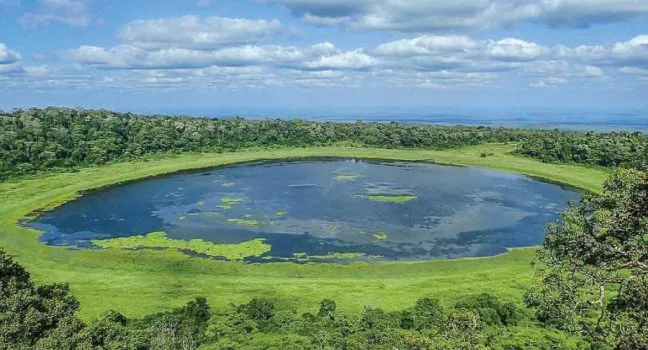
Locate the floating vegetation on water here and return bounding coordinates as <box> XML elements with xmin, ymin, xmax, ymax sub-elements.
<box><xmin>280</xmin><ymin>252</ymin><xmax>370</xmax><ymax>262</ymax></box>
<box><xmin>217</xmin><ymin>196</ymin><xmax>243</xmax><ymax>210</ymax></box>
<box><xmin>243</xmin><ymin>214</ymin><xmax>252</xmax><ymax>218</ymax></box>
<box><xmin>92</xmin><ymin>232</ymin><xmax>270</xmax><ymax>260</ymax></box>
<box><xmin>312</xmin><ymin>252</ymin><xmax>366</xmax><ymax>260</ymax></box>
<box><xmin>372</xmin><ymin>232</ymin><xmax>388</xmax><ymax>241</ymax></box>
<box><xmin>197</xmin><ymin>200</ymin><xmax>205</xmax><ymax>206</ymax></box>
<box><xmin>354</xmin><ymin>194</ymin><xmax>417</xmax><ymax>203</ymax></box>
<box><xmin>227</xmin><ymin>218</ymin><xmax>259</xmax><ymax>228</ymax></box>
<box><xmin>292</xmin><ymin>252</ymin><xmax>365</xmax><ymax>260</ymax></box>
<box><xmin>222</xmin><ymin>182</ymin><xmax>235</xmax><ymax>187</ymax></box>
<box><xmin>276</xmin><ymin>211</ymin><xmax>287</xmax><ymax>216</ymax></box>
<box><xmin>335</xmin><ymin>174</ymin><xmax>361</xmax><ymax>181</ymax></box>
<box><xmin>178</xmin><ymin>216</ymin><xmax>187</xmax><ymax>221</ymax></box>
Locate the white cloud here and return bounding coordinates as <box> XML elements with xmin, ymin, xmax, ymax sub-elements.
<box><xmin>62</xmin><ymin>44</ymin><xmax>306</xmax><ymax>69</ymax></box>
<box><xmin>374</xmin><ymin>35</ymin><xmax>477</xmax><ymax>56</ymax></box>
<box><xmin>530</xmin><ymin>76</ymin><xmax>568</xmax><ymax>88</ymax></box>
<box><xmin>266</xmin><ymin>0</ymin><xmax>648</xmax><ymax>33</ymax></box>
<box><xmin>119</xmin><ymin>16</ymin><xmax>282</xmax><ymax>50</ymax></box>
<box><xmin>620</xmin><ymin>66</ymin><xmax>648</xmax><ymax>82</ymax></box>
<box><xmin>0</xmin><ymin>42</ymin><xmax>23</xmax><ymax>78</ymax></box>
<box><xmin>557</xmin><ymin>35</ymin><xmax>648</xmax><ymax>69</ymax></box>
<box><xmin>311</xmin><ymin>42</ymin><xmax>338</xmax><ymax>55</ymax></box>
<box><xmin>35</xmin><ymin>5</ymin><xmax>644</xmax><ymax>95</ymax></box>
<box><xmin>487</xmin><ymin>38</ymin><xmax>549</xmax><ymax>62</ymax></box>
<box><xmin>373</xmin><ymin>35</ymin><xmax>550</xmax><ymax>73</ymax></box>
<box><xmin>0</xmin><ymin>42</ymin><xmax>21</xmax><ymax>64</ymax></box>
<box><xmin>1</xmin><ymin>63</ymin><xmax>96</xmax><ymax>90</ymax></box>
<box><xmin>521</xmin><ymin>60</ymin><xmax>604</xmax><ymax>79</ymax></box>
<box><xmin>20</xmin><ymin>0</ymin><xmax>91</xmax><ymax>28</ymax></box>
<box><xmin>305</xmin><ymin>50</ymin><xmax>377</xmax><ymax>70</ymax></box>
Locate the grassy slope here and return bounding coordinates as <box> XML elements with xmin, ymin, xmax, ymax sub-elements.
<box><xmin>0</xmin><ymin>144</ymin><xmax>608</xmax><ymax>320</ymax></box>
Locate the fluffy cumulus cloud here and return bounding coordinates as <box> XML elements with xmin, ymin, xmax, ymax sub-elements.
<box><xmin>373</xmin><ymin>35</ymin><xmax>552</xmax><ymax>73</ymax></box>
<box><xmin>0</xmin><ymin>43</ymin><xmax>21</xmax><ymax>64</ymax></box>
<box><xmin>119</xmin><ymin>16</ymin><xmax>282</xmax><ymax>50</ymax></box>
<box><xmin>20</xmin><ymin>0</ymin><xmax>92</xmax><ymax>28</ymax></box>
<box><xmin>0</xmin><ymin>41</ymin><xmax>97</xmax><ymax>89</ymax></box>
<box><xmin>0</xmin><ymin>42</ymin><xmax>22</xmax><ymax>76</ymax></box>
<box><xmin>62</xmin><ymin>44</ymin><xmax>306</xmax><ymax>69</ymax></box>
<box><xmin>487</xmin><ymin>38</ymin><xmax>549</xmax><ymax>62</ymax></box>
<box><xmin>555</xmin><ymin>35</ymin><xmax>648</xmax><ymax>82</ymax></box>
<box><xmin>265</xmin><ymin>0</ymin><xmax>648</xmax><ymax>32</ymax></box>
<box><xmin>0</xmin><ymin>11</ymin><xmax>629</xmax><ymax>91</ymax></box>
<box><xmin>56</xmin><ymin>19</ymin><xmax>648</xmax><ymax>91</ymax></box>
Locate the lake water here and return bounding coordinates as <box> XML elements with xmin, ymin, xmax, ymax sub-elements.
<box><xmin>29</xmin><ymin>160</ymin><xmax>581</xmax><ymax>262</ymax></box>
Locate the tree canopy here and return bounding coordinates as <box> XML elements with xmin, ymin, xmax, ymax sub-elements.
<box><xmin>526</xmin><ymin>168</ymin><xmax>648</xmax><ymax>349</ymax></box>
<box><xmin>0</xmin><ymin>249</ymin><xmax>590</xmax><ymax>349</ymax></box>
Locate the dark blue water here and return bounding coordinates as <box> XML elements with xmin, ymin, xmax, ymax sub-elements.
<box><xmin>29</xmin><ymin>160</ymin><xmax>580</xmax><ymax>261</ymax></box>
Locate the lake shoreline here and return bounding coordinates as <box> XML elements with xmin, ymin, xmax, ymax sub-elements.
<box><xmin>0</xmin><ymin>144</ymin><xmax>608</xmax><ymax>319</ymax></box>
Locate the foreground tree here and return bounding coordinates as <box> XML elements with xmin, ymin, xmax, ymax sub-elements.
<box><xmin>526</xmin><ymin>168</ymin><xmax>648</xmax><ymax>349</ymax></box>
<box><xmin>0</xmin><ymin>250</ymin><xmax>84</xmax><ymax>349</ymax></box>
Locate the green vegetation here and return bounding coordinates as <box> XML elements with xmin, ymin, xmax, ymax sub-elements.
<box><xmin>335</xmin><ymin>174</ymin><xmax>361</xmax><ymax>181</ymax></box>
<box><xmin>516</xmin><ymin>130</ymin><xmax>646</xmax><ymax>167</ymax></box>
<box><xmin>526</xmin><ymin>169</ymin><xmax>648</xmax><ymax>348</ymax></box>
<box><xmin>217</xmin><ymin>196</ymin><xmax>243</xmax><ymax>210</ymax></box>
<box><xmin>0</xmin><ymin>143</ymin><xmax>609</xmax><ymax>321</ymax></box>
<box><xmin>372</xmin><ymin>232</ymin><xmax>389</xmax><ymax>241</ymax></box>
<box><xmin>226</xmin><ymin>218</ymin><xmax>260</xmax><ymax>228</ymax></box>
<box><xmin>3</xmin><ymin>107</ymin><xmax>646</xmax><ymax>348</ymax></box>
<box><xmin>92</xmin><ymin>232</ymin><xmax>270</xmax><ymax>261</ymax></box>
<box><xmin>356</xmin><ymin>194</ymin><xmax>418</xmax><ymax>203</ymax></box>
<box><xmin>290</xmin><ymin>252</ymin><xmax>369</xmax><ymax>261</ymax></box>
<box><xmin>222</xmin><ymin>182</ymin><xmax>236</xmax><ymax>187</ymax></box>
<box><xmin>1</xmin><ymin>251</ymin><xmax>590</xmax><ymax>348</ymax></box>
<box><xmin>0</xmin><ymin>107</ymin><xmax>577</xmax><ymax>180</ymax></box>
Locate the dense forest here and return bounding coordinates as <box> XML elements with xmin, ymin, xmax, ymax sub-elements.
<box><xmin>1</xmin><ymin>108</ymin><xmax>647</xmax><ymax>348</ymax></box>
<box><xmin>1</xmin><ymin>108</ymin><xmax>647</xmax><ymax>180</ymax></box>
<box><xmin>515</xmin><ymin>130</ymin><xmax>647</xmax><ymax>167</ymax></box>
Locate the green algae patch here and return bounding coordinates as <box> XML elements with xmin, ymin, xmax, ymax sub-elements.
<box><xmin>372</xmin><ymin>232</ymin><xmax>388</xmax><ymax>241</ymax></box>
<box><xmin>179</xmin><ymin>216</ymin><xmax>187</xmax><ymax>221</ymax></box>
<box><xmin>197</xmin><ymin>200</ymin><xmax>205</xmax><ymax>206</ymax></box>
<box><xmin>92</xmin><ymin>232</ymin><xmax>270</xmax><ymax>261</ymax></box>
<box><xmin>227</xmin><ymin>218</ymin><xmax>259</xmax><ymax>228</ymax></box>
<box><xmin>335</xmin><ymin>174</ymin><xmax>361</xmax><ymax>181</ymax></box>
<box><xmin>276</xmin><ymin>211</ymin><xmax>287</xmax><ymax>216</ymax></box>
<box><xmin>354</xmin><ymin>194</ymin><xmax>417</xmax><ymax>204</ymax></box>
<box><xmin>217</xmin><ymin>196</ymin><xmax>243</xmax><ymax>210</ymax></box>
<box><xmin>222</xmin><ymin>182</ymin><xmax>236</xmax><ymax>187</ymax></box>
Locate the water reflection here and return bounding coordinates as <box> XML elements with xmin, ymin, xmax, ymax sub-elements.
<box><xmin>29</xmin><ymin>160</ymin><xmax>580</xmax><ymax>261</ymax></box>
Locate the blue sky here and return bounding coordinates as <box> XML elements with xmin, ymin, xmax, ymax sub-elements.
<box><xmin>0</xmin><ymin>0</ymin><xmax>647</xmax><ymax>115</ymax></box>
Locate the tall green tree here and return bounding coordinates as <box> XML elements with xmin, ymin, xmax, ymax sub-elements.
<box><xmin>0</xmin><ymin>250</ymin><xmax>83</xmax><ymax>349</ymax></box>
<box><xmin>526</xmin><ymin>169</ymin><xmax>648</xmax><ymax>349</ymax></box>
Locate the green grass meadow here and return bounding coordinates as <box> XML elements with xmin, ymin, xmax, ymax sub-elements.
<box><xmin>0</xmin><ymin>144</ymin><xmax>609</xmax><ymax>320</ymax></box>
